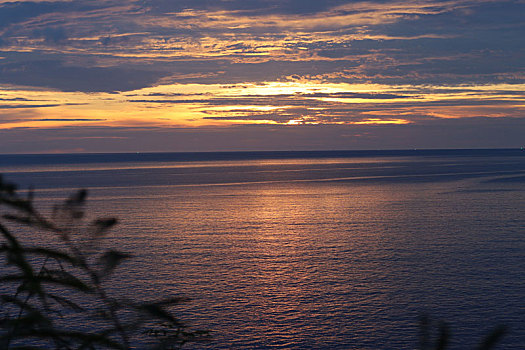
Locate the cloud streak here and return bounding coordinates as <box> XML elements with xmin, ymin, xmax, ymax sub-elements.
<box><xmin>0</xmin><ymin>0</ymin><xmax>523</xmax><ymax>151</ymax></box>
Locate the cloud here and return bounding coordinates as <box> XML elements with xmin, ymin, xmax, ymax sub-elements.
<box><xmin>0</xmin><ymin>1</ymin><xmax>63</xmax><ymax>30</ymax></box>
<box><xmin>0</xmin><ymin>0</ymin><xmax>523</xmax><ymax>152</ymax></box>
<box><xmin>0</xmin><ymin>103</ymin><xmax>64</xmax><ymax>109</ymax></box>
<box><xmin>145</xmin><ymin>0</ymin><xmax>350</xmax><ymax>16</ymax></box>
<box><xmin>300</xmin><ymin>92</ymin><xmax>410</xmax><ymax>99</ymax></box>
<box><xmin>32</xmin><ymin>26</ymin><xmax>68</xmax><ymax>44</ymax></box>
<box><xmin>31</xmin><ymin>118</ymin><xmax>107</xmax><ymax>121</ymax></box>
<box><xmin>0</xmin><ymin>0</ymin><xmax>522</xmax><ymax>92</ymax></box>
<box><xmin>0</xmin><ymin>97</ymin><xmax>35</xmax><ymax>101</ymax></box>
<box><xmin>0</xmin><ymin>60</ymin><xmax>166</xmax><ymax>92</ymax></box>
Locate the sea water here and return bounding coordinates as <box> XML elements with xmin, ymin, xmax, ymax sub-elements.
<box><xmin>1</xmin><ymin>149</ymin><xmax>524</xmax><ymax>349</ymax></box>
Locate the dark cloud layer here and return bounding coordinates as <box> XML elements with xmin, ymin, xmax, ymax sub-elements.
<box><xmin>0</xmin><ymin>0</ymin><xmax>522</xmax><ymax>91</ymax></box>
<box><xmin>0</xmin><ymin>0</ymin><xmax>523</xmax><ymax>152</ymax></box>
<box><xmin>0</xmin><ymin>59</ymin><xmax>166</xmax><ymax>92</ymax></box>
<box><xmin>145</xmin><ymin>0</ymin><xmax>350</xmax><ymax>15</ymax></box>
<box><xmin>0</xmin><ymin>1</ymin><xmax>62</xmax><ymax>30</ymax></box>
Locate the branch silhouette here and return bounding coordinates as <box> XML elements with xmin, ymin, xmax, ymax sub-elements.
<box><xmin>0</xmin><ymin>175</ymin><xmax>209</xmax><ymax>349</ymax></box>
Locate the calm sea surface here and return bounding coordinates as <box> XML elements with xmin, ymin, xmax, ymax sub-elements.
<box><xmin>1</xmin><ymin>149</ymin><xmax>524</xmax><ymax>349</ymax></box>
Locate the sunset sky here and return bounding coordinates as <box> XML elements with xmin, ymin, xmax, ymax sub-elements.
<box><xmin>0</xmin><ymin>0</ymin><xmax>523</xmax><ymax>153</ymax></box>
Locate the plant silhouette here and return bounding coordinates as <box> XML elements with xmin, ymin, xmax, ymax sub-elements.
<box><xmin>418</xmin><ymin>315</ymin><xmax>506</xmax><ymax>350</ymax></box>
<box><xmin>0</xmin><ymin>175</ymin><xmax>208</xmax><ymax>349</ymax></box>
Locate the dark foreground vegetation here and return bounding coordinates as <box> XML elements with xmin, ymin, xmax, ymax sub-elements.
<box><xmin>0</xmin><ymin>175</ymin><xmax>507</xmax><ymax>349</ymax></box>
<box><xmin>0</xmin><ymin>176</ymin><xmax>208</xmax><ymax>349</ymax></box>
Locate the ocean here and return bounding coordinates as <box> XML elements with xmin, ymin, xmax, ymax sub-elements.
<box><xmin>1</xmin><ymin>149</ymin><xmax>524</xmax><ymax>349</ymax></box>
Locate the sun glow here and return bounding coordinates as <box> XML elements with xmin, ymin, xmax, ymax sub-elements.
<box><xmin>353</xmin><ymin>118</ymin><xmax>411</xmax><ymax>125</ymax></box>
<box><xmin>1</xmin><ymin>81</ymin><xmax>523</xmax><ymax>130</ymax></box>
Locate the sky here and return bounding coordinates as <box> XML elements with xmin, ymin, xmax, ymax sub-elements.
<box><xmin>0</xmin><ymin>0</ymin><xmax>523</xmax><ymax>153</ymax></box>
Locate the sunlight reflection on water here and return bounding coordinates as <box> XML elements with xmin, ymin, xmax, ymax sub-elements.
<box><xmin>2</xmin><ymin>151</ymin><xmax>524</xmax><ymax>349</ymax></box>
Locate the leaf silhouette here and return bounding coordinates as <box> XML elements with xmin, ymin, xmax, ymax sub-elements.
<box><xmin>98</xmin><ymin>250</ymin><xmax>132</xmax><ymax>277</ymax></box>
<box><xmin>0</xmin><ymin>177</ymin><xmax>207</xmax><ymax>348</ymax></box>
<box><xmin>90</xmin><ymin>218</ymin><xmax>118</xmax><ymax>237</ymax></box>
<box><xmin>476</xmin><ymin>325</ymin><xmax>507</xmax><ymax>350</ymax></box>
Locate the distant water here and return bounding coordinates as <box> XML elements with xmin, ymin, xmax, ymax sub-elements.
<box><xmin>1</xmin><ymin>149</ymin><xmax>524</xmax><ymax>349</ymax></box>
